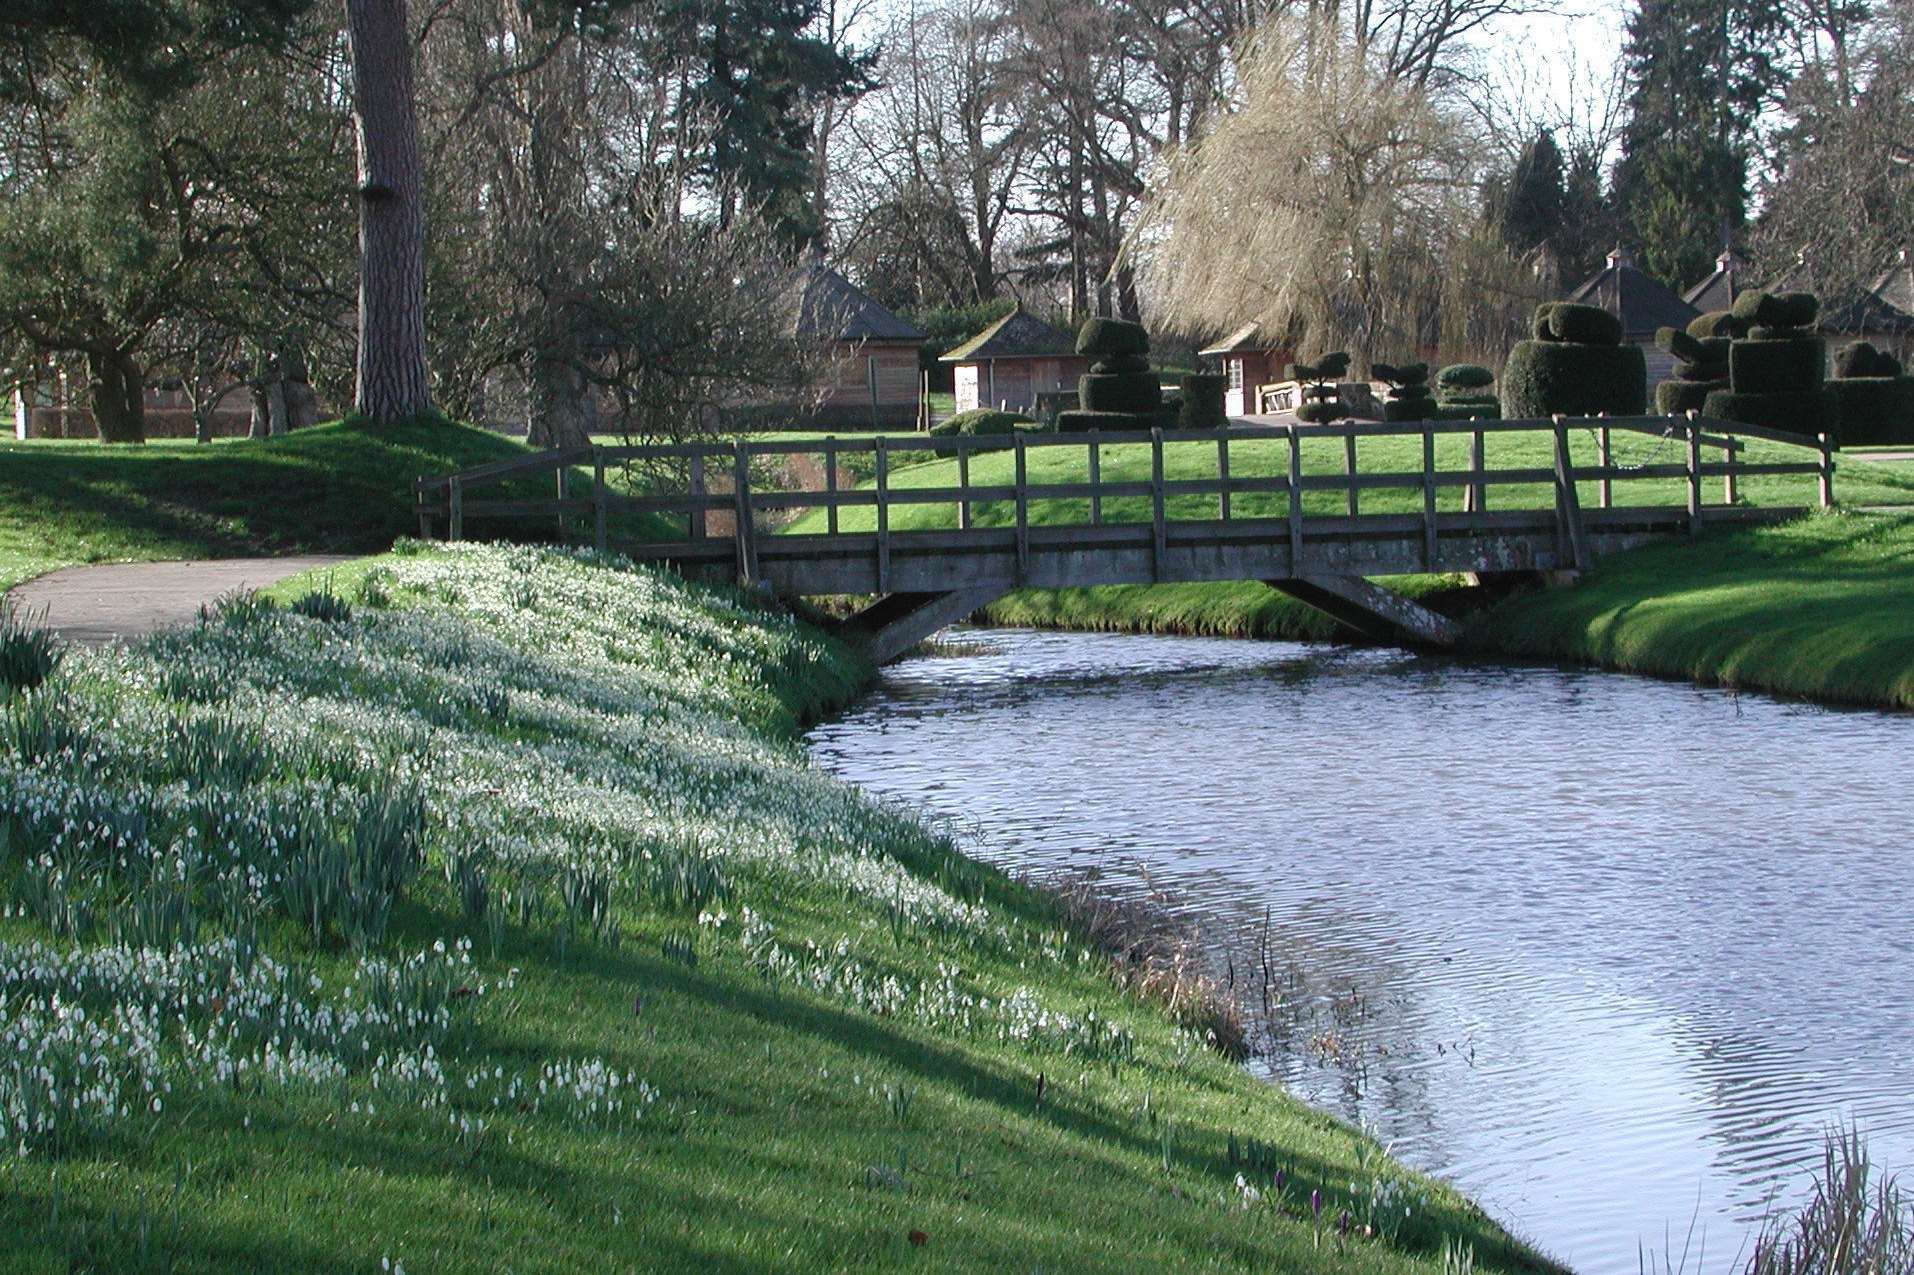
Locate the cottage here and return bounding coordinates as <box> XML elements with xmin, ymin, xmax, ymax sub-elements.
<box><xmin>1683</xmin><ymin>248</ymin><xmax>1755</xmax><ymax>315</ymax></box>
<box><xmin>1567</xmin><ymin>247</ymin><xmax>1699</xmax><ymax>384</ymax></box>
<box><xmin>791</xmin><ymin>262</ymin><xmax>927</xmax><ymax>428</ymax></box>
<box><xmin>1686</xmin><ymin>247</ymin><xmax>1914</xmax><ymax>361</ymax></box>
<box><xmin>940</xmin><ymin>307</ymin><xmax>1087</xmax><ymax>414</ymax></box>
<box><xmin>1197</xmin><ymin>324</ymin><xmax>1295</xmax><ymax>417</ymax></box>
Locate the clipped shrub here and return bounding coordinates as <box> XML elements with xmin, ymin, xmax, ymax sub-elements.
<box><xmin>1533</xmin><ymin>301</ymin><xmax>1624</xmax><ymax>347</ymax></box>
<box><xmin>929</xmin><ymin>408</ymin><xmax>1044</xmax><ymax>454</ymax></box>
<box><xmin>1733</xmin><ymin>289</ymin><xmax>1820</xmax><ymax>337</ymax></box>
<box><xmin>1730</xmin><ymin>338</ymin><xmax>1826</xmax><ymax>395</ymax></box>
<box><xmin>1654</xmin><ymin>325</ymin><xmax>1731</xmax><ymax>416</ymax></box>
<box><xmin>1089</xmin><ymin>352</ymin><xmax>1151</xmax><ymax>376</ymax></box>
<box><xmin>1373</xmin><ymin>361</ymin><xmax>1437</xmax><ymax>423</ymax></box>
<box><xmin>1703</xmin><ymin>388</ymin><xmax>1842</xmax><ymax>438</ymax></box>
<box><xmin>1080</xmin><ymin>371</ymin><xmax>1162</xmax><ymax>414</ymax></box>
<box><xmin>1436</xmin><ymin>364</ymin><xmax>1494</xmax><ymax>394</ymax></box>
<box><xmin>1707</xmin><ymin>290</ymin><xmax>1837</xmax><ymax>438</ymax></box>
<box><xmin>1835</xmin><ymin>341</ymin><xmax>1903</xmax><ymax>379</ymax></box>
<box><xmin>1073</xmin><ymin>317</ymin><xmax>1160</xmax><ymax>423</ymax></box>
<box><xmin>1056</xmin><ymin>409</ymin><xmax>1155</xmax><ymax>433</ymax></box>
<box><xmin>1288</xmin><ymin>351</ymin><xmax>1351</xmax><ymax>424</ymax></box>
<box><xmin>1074</xmin><ymin>317</ymin><xmax>1150</xmax><ymax>357</ymax></box>
<box><xmin>1177</xmin><ymin>373</ymin><xmax>1227</xmax><ymax>430</ymax></box>
<box><xmin>1688</xmin><ymin>309</ymin><xmax>1749</xmax><ymax>340</ymax></box>
<box><xmin>1830</xmin><ymin>342</ymin><xmax>1914</xmax><ymax>445</ymax></box>
<box><xmin>1503</xmin><ymin>303</ymin><xmax>1646</xmax><ymax>418</ymax></box>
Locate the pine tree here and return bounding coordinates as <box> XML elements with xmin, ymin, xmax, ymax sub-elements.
<box><xmin>1498</xmin><ymin>129</ymin><xmax>1568</xmax><ymax>256</ymax></box>
<box><xmin>1612</xmin><ymin>0</ymin><xmax>1788</xmax><ymax>287</ymax></box>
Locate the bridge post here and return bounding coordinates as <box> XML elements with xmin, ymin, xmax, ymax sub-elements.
<box><xmin>1421</xmin><ymin>426</ymin><xmax>1437</xmax><ymax>570</ymax></box>
<box><xmin>875</xmin><ymin>436</ymin><xmax>890</xmax><ymax>593</ymax></box>
<box><xmin>1150</xmin><ymin>428</ymin><xmax>1166</xmax><ymax>581</ymax></box>
<box><xmin>837</xmin><ymin>587</ymin><xmax>1010</xmax><ymax>665</ymax></box>
<box><xmin>1551</xmin><ymin>422</ymin><xmax>1589</xmax><ymax>572</ymax></box>
<box><xmin>1686</xmin><ymin>417</ymin><xmax>1703</xmax><ymax>536</ymax></box>
<box><xmin>1344</xmin><ymin>426</ymin><xmax>1359</xmax><ymax>518</ymax></box>
<box><xmin>1819</xmin><ymin>433</ymin><xmax>1834</xmax><ymax>508</ymax></box>
<box><xmin>732</xmin><ymin>445</ymin><xmax>758</xmax><ymax>584</ymax></box>
<box><xmin>1268</xmin><ymin>575</ymin><xmax>1460</xmax><ymax>648</ymax></box>
<box><xmin>1286</xmin><ymin>426</ymin><xmax>1303</xmax><ymax>570</ymax></box>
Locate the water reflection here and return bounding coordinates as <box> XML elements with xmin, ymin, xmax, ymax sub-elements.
<box><xmin>804</xmin><ymin>628</ymin><xmax>1914</xmax><ymax>1274</ymax></box>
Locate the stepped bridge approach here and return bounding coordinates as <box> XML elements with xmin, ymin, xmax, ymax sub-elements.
<box><xmin>417</xmin><ymin>416</ymin><xmax>1835</xmax><ymax>662</ymax></box>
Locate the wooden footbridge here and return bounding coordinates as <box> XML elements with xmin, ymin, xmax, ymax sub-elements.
<box><xmin>417</xmin><ymin>416</ymin><xmax>1834</xmax><ymax>662</ymax></box>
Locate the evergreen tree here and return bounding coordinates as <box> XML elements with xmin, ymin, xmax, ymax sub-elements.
<box><xmin>1498</xmin><ymin>129</ymin><xmax>1568</xmax><ymax>256</ymax></box>
<box><xmin>1612</xmin><ymin>0</ymin><xmax>1789</xmax><ymax>287</ymax></box>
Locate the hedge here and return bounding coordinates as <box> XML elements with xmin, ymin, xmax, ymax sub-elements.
<box><xmin>1080</xmin><ymin>372</ymin><xmax>1162</xmax><ymax>414</ymax></box>
<box><xmin>1436</xmin><ymin>364</ymin><xmax>1495</xmax><ymax>393</ymax></box>
<box><xmin>1501</xmin><ymin>340</ymin><xmax>1647</xmax><ymax>417</ymax></box>
<box><xmin>1702</xmin><ymin>387</ymin><xmax>1841</xmax><ymax>439</ymax></box>
<box><xmin>1729</xmin><ymin>337</ymin><xmax>1826</xmax><ymax>395</ymax></box>
<box><xmin>1056</xmin><ymin>409</ymin><xmax>1155</xmax><ymax>432</ymax></box>
<box><xmin>1830</xmin><ymin>379</ymin><xmax>1914</xmax><ymax>446</ymax></box>
<box><xmin>1075</xmin><ymin>318</ymin><xmax>1150</xmax><ymax>357</ymax></box>
<box><xmin>1177</xmin><ymin>374</ymin><xmax>1227</xmax><ymax>430</ymax></box>
<box><xmin>1535</xmin><ymin>302</ymin><xmax>1624</xmax><ymax>346</ymax></box>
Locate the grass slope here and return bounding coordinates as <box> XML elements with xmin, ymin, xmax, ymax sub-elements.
<box><xmin>0</xmin><ymin>545</ymin><xmax>1554</xmax><ymax>1274</ymax></box>
<box><xmin>1474</xmin><ymin>511</ymin><xmax>1914</xmax><ymax>709</ymax></box>
<box><xmin>0</xmin><ymin>419</ymin><xmax>533</xmax><ymax>591</ymax></box>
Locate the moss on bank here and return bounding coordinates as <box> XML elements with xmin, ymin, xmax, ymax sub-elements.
<box><xmin>0</xmin><ymin>544</ymin><xmax>1553</xmax><ymax>1274</ymax></box>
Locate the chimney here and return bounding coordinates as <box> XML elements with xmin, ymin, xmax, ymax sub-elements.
<box><xmin>1607</xmin><ymin>245</ymin><xmax>1634</xmax><ymax>270</ymax></box>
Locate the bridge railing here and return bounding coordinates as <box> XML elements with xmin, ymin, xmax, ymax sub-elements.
<box><xmin>415</xmin><ymin>414</ymin><xmax>1834</xmax><ymax>583</ymax></box>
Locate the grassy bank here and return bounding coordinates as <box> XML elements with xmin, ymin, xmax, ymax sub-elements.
<box><xmin>0</xmin><ymin>419</ymin><xmax>536</xmax><ymax>591</ymax></box>
<box><xmin>0</xmin><ymin>544</ymin><xmax>1552</xmax><ymax>1273</ymax></box>
<box><xmin>1474</xmin><ymin>511</ymin><xmax>1914</xmax><ymax>709</ymax></box>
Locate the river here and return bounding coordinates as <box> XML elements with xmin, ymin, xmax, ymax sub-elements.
<box><xmin>803</xmin><ymin>627</ymin><xmax>1914</xmax><ymax>1274</ymax></box>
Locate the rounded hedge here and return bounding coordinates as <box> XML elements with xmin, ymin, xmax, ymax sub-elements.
<box><xmin>1382</xmin><ymin>398</ymin><xmax>1437</xmax><ymax>422</ymax></box>
<box><xmin>1729</xmin><ymin>336</ymin><xmax>1825</xmax><ymax>395</ymax></box>
<box><xmin>1295</xmin><ymin>399</ymin><xmax>1349</xmax><ymax>424</ymax></box>
<box><xmin>1829</xmin><ymin>379</ymin><xmax>1914</xmax><ymax>446</ymax></box>
<box><xmin>1075</xmin><ymin>317</ymin><xmax>1150</xmax><ymax>357</ymax></box>
<box><xmin>1177</xmin><ymin>373</ymin><xmax>1226</xmax><ymax>430</ymax></box>
<box><xmin>1080</xmin><ymin>371</ymin><xmax>1161</xmax><ymax>414</ymax></box>
<box><xmin>1501</xmin><ymin>340</ymin><xmax>1647</xmax><ymax>417</ymax></box>
<box><xmin>1089</xmin><ymin>352</ymin><xmax>1151</xmax><ymax>376</ymax></box>
<box><xmin>1655</xmin><ymin>379</ymin><xmax>1719</xmax><ymax>415</ymax></box>
<box><xmin>1835</xmin><ymin>341</ymin><xmax>1903</xmax><ymax>380</ymax></box>
<box><xmin>929</xmin><ymin>408</ymin><xmax>1037</xmax><ymax>437</ymax></box>
<box><xmin>1056</xmin><ymin>408</ymin><xmax>1155</xmax><ymax>433</ymax></box>
<box><xmin>1436</xmin><ymin>364</ymin><xmax>1495</xmax><ymax>393</ymax></box>
<box><xmin>1435</xmin><ymin>400</ymin><xmax>1499</xmax><ymax>421</ymax></box>
<box><xmin>1703</xmin><ymin>387</ymin><xmax>1841</xmax><ymax>439</ymax></box>
<box><xmin>1733</xmin><ymin>290</ymin><xmax>1819</xmax><ymax>332</ymax></box>
<box><xmin>1537</xmin><ymin>302</ymin><xmax>1624</xmax><ymax>347</ymax></box>
<box><xmin>1689</xmin><ymin>310</ymin><xmax>1748</xmax><ymax>340</ymax></box>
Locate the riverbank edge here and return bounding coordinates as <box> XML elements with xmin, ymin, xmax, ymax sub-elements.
<box><xmin>245</xmin><ymin>549</ymin><xmax>1562</xmax><ymax>1274</ymax></box>
<box><xmin>979</xmin><ymin>511</ymin><xmax>1914</xmax><ymax>714</ymax></box>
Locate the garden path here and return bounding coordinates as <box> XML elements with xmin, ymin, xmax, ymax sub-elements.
<box><xmin>5</xmin><ymin>557</ymin><xmax>354</xmax><ymax>644</ymax></box>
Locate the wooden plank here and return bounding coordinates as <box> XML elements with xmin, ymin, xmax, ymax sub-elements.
<box><xmin>824</xmin><ymin>440</ymin><xmax>839</xmax><ymax>536</ymax></box>
<box><xmin>1421</xmin><ymin>426</ymin><xmax>1437</xmax><ymax>570</ymax></box>
<box><xmin>1218</xmin><ymin>434</ymin><xmax>1232</xmax><ymax>520</ymax></box>
<box><xmin>733</xmin><ymin>446</ymin><xmax>758</xmax><ymax>584</ymax></box>
<box><xmin>1598</xmin><ymin>424</ymin><xmax>1612</xmax><ymax>509</ymax></box>
<box><xmin>1819</xmin><ymin>432</ymin><xmax>1835</xmax><ymax>508</ymax></box>
<box><xmin>1015</xmin><ymin>435</ymin><xmax>1030</xmax><ymax>583</ymax></box>
<box><xmin>1687</xmin><ymin>421</ymin><xmax>1703</xmax><ymax>535</ymax></box>
<box><xmin>593</xmin><ymin>448</ymin><xmax>607</xmax><ymax>552</ymax></box>
<box><xmin>1151</xmin><ymin>427</ymin><xmax>1167</xmax><ymax>581</ymax></box>
<box><xmin>555</xmin><ymin>463</ymin><xmax>570</xmax><ymax>538</ymax></box>
<box><xmin>1089</xmin><ymin>439</ymin><xmax>1103</xmax><ymax>526</ymax></box>
<box><xmin>1552</xmin><ymin>421</ymin><xmax>1590</xmax><ymax>570</ymax></box>
<box><xmin>1723</xmin><ymin>438</ymin><xmax>1739</xmax><ymax>506</ymax></box>
<box><xmin>958</xmin><ymin>446</ymin><xmax>972</xmax><ymax>530</ymax></box>
<box><xmin>875</xmin><ymin>435</ymin><xmax>891</xmax><ymax>593</ymax></box>
<box><xmin>1345</xmin><ymin>426</ymin><xmax>1359</xmax><ymax>517</ymax></box>
<box><xmin>449</xmin><ymin>476</ymin><xmax>463</xmax><ymax>541</ymax></box>
<box><xmin>689</xmin><ymin>454</ymin><xmax>706</xmax><ymax>540</ymax></box>
<box><xmin>1287</xmin><ymin>425</ymin><xmax>1303</xmax><ymax>570</ymax></box>
<box><xmin>415</xmin><ymin>477</ymin><xmax>432</xmax><ymax>539</ymax></box>
<box><xmin>1468</xmin><ymin>428</ymin><xmax>1485</xmax><ymax>513</ymax></box>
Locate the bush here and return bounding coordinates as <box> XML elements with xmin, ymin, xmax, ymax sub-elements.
<box><xmin>1703</xmin><ymin>387</ymin><xmax>1841</xmax><ymax>439</ymax></box>
<box><xmin>929</xmin><ymin>408</ymin><xmax>1043</xmax><ymax>454</ymax></box>
<box><xmin>1729</xmin><ymin>336</ymin><xmax>1826</xmax><ymax>395</ymax></box>
<box><xmin>1434</xmin><ymin>401</ymin><xmax>1498</xmax><ymax>421</ymax></box>
<box><xmin>1656</xmin><ymin>379</ymin><xmax>1719</xmax><ymax>415</ymax></box>
<box><xmin>1830</xmin><ymin>378</ymin><xmax>1914</xmax><ymax>446</ymax></box>
<box><xmin>1080</xmin><ymin>372</ymin><xmax>1162</xmax><ymax>414</ymax></box>
<box><xmin>1836</xmin><ymin>341</ymin><xmax>1903</xmax><ymax>380</ymax></box>
<box><xmin>1501</xmin><ymin>340</ymin><xmax>1647</xmax><ymax>417</ymax></box>
<box><xmin>1535</xmin><ymin>302</ymin><xmax>1623</xmax><ymax>346</ymax></box>
<box><xmin>1373</xmin><ymin>361</ymin><xmax>1435</xmax><ymax>422</ymax></box>
<box><xmin>1075</xmin><ymin>317</ymin><xmax>1150</xmax><ymax>357</ymax></box>
<box><xmin>1177</xmin><ymin>374</ymin><xmax>1226</xmax><ymax>430</ymax></box>
<box><xmin>1287</xmin><ymin>352</ymin><xmax>1350</xmax><ymax>381</ymax></box>
<box><xmin>1089</xmin><ymin>353</ymin><xmax>1150</xmax><ymax>376</ymax></box>
<box><xmin>1733</xmin><ymin>290</ymin><xmax>1819</xmax><ymax>333</ymax></box>
<box><xmin>1295</xmin><ymin>399</ymin><xmax>1349</xmax><ymax>424</ymax></box>
<box><xmin>1056</xmin><ymin>409</ymin><xmax>1155</xmax><ymax>433</ymax></box>
<box><xmin>1436</xmin><ymin>364</ymin><xmax>1494</xmax><ymax>394</ymax></box>
<box><xmin>1688</xmin><ymin>309</ymin><xmax>1749</xmax><ymax>340</ymax></box>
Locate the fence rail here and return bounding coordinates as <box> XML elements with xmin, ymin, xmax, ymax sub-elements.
<box><xmin>415</xmin><ymin>414</ymin><xmax>1834</xmax><ymax>592</ymax></box>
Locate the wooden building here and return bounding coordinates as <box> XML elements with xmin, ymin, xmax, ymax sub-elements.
<box><xmin>1686</xmin><ymin>247</ymin><xmax>1914</xmax><ymax>361</ymax></box>
<box><xmin>940</xmin><ymin>307</ymin><xmax>1087</xmax><ymax>413</ymax></box>
<box><xmin>1567</xmin><ymin>246</ymin><xmax>1700</xmax><ymax>384</ymax></box>
<box><xmin>1197</xmin><ymin>324</ymin><xmax>1295</xmax><ymax>417</ymax></box>
<box><xmin>791</xmin><ymin>262</ymin><xmax>926</xmax><ymax>428</ymax></box>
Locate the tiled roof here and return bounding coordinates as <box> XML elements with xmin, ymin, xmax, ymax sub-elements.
<box><xmin>940</xmin><ymin>307</ymin><xmax>1076</xmax><ymax>361</ymax></box>
<box><xmin>794</xmin><ymin>264</ymin><xmax>925</xmax><ymax>343</ymax></box>
<box><xmin>1567</xmin><ymin>251</ymin><xmax>1699</xmax><ymax>339</ymax></box>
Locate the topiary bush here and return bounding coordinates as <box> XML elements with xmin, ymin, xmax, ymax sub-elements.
<box><xmin>1073</xmin><ymin>318</ymin><xmax>1161</xmax><ymax>419</ymax></box>
<box><xmin>1704</xmin><ymin>291</ymin><xmax>1838</xmax><ymax>439</ymax></box>
<box><xmin>1654</xmin><ymin>323</ymin><xmax>1732</xmax><ymax>415</ymax></box>
<box><xmin>1074</xmin><ymin>318</ymin><xmax>1150</xmax><ymax>358</ymax></box>
<box><xmin>1373</xmin><ymin>361</ymin><xmax>1437</xmax><ymax>422</ymax></box>
<box><xmin>1432</xmin><ymin>364</ymin><xmax>1498</xmax><ymax>420</ymax></box>
<box><xmin>1177</xmin><ymin>373</ymin><xmax>1227</xmax><ymax>430</ymax></box>
<box><xmin>1056</xmin><ymin>409</ymin><xmax>1155</xmax><ymax>433</ymax></box>
<box><xmin>1828</xmin><ymin>341</ymin><xmax>1914</xmax><ymax>446</ymax></box>
<box><xmin>929</xmin><ymin>408</ymin><xmax>1044</xmax><ymax>453</ymax></box>
<box><xmin>1289</xmin><ymin>352</ymin><xmax>1351</xmax><ymax>424</ymax></box>
<box><xmin>1503</xmin><ymin>302</ymin><xmax>1646</xmax><ymax>418</ymax></box>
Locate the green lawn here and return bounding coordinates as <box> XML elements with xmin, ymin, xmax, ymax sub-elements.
<box><xmin>0</xmin><ymin>419</ymin><xmax>536</xmax><ymax>591</ymax></box>
<box><xmin>0</xmin><ymin>544</ymin><xmax>1556</xmax><ymax>1274</ymax></box>
<box><xmin>1475</xmin><ymin>510</ymin><xmax>1914</xmax><ymax>709</ymax></box>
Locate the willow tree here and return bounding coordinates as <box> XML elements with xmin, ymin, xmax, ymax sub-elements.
<box><xmin>1129</xmin><ymin>17</ymin><xmax>1509</xmax><ymax>362</ymax></box>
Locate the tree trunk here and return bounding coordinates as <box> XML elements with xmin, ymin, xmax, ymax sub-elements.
<box><xmin>87</xmin><ymin>350</ymin><xmax>145</xmax><ymax>444</ymax></box>
<box><xmin>345</xmin><ymin>0</ymin><xmax>433</xmax><ymax>423</ymax></box>
<box><xmin>526</xmin><ymin>358</ymin><xmax>593</xmax><ymax>449</ymax></box>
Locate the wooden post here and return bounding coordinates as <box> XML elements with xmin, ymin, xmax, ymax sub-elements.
<box><xmin>1598</xmin><ymin>424</ymin><xmax>1613</xmax><ymax>509</ymax></box>
<box><xmin>1089</xmin><ymin>438</ymin><xmax>1103</xmax><ymax>526</ymax></box>
<box><xmin>416</xmin><ymin>478</ymin><xmax>432</xmax><ymax>539</ymax></box>
<box><xmin>1421</xmin><ymin>426</ymin><xmax>1437</xmax><ymax>570</ymax></box>
<box><xmin>1344</xmin><ymin>426</ymin><xmax>1359</xmax><ymax>518</ymax></box>
<box><xmin>1819</xmin><ymin>432</ymin><xmax>1835</xmax><ymax>508</ymax></box>
<box><xmin>1287</xmin><ymin>425</ymin><xmax>1303</xmax><ymax>572</ymax></box>
<box><xmin>448</xmin><ymin>475</ymin><xmax>463</xmax><ymax>541</ymax></box>
<box><xmin>1723</xmin><ymin>439</ymin><xmax>1739</xmax><ymax>506</ymax></box>
<box><xmin>875</xmin><ymin>435</ymin><xmax>890</xmax><ymax>592</ymax></box>
<box><xmin>1551</xmin><ymin>421</ymin><xmax>1590</xmax><ymax>571</ymax></box>
<box><xmin>1217</xmin><ymin>433</ymin><xmax>1231</xmax><ymax>521</ymax></box>
<box><xmin>1686</xmin><ymin>419</ymin><xmax>1703</xmax><ymax>536</ymax></box>
<box><xmin>1469</xmin><ymin>428</ymin><xmax>1486</xmax><ymax>514</ymax></box>
<box><xmin>592</xmin><ymin>447</ymin><xmax>607</xmax><ymax>553</ymax></box>
<box><xmin>555</xmin><ymin>462</ymin><xmax>569</xmax><ymax>538</ymax></box>
<box><xmin>957</xmin><ymin>444</ymin><xmax>972</xmax><ymax>530</ymax></box>
<box><xmin>1015</xmin><ymin>435</ymin><xmax>1031</xmax><ymax>583</ymax></box>
<box><xmin>1150</xmin><ymin>427</ymin><xmax>1166</xmax><ymax>582</ymax></box>
<box><xmin>689</xmin><ymin>454</ymin><xmax>707</xmax><ymax>541</ymax></box>
<box><xmin>824</xmin><ymin>439</ymin><xmax>839</xmax><ymax>535</ymax></box>
<box><xmin>733</xmin><ymin>446</ymin><xmax>759</xmax><ymax>584</ymax></box>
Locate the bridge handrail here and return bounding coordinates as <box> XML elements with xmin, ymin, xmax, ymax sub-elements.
<box><xmin>414</xmin><ymin>413</ymin><xmax>1835</xmax><ymax>576</ymax></box>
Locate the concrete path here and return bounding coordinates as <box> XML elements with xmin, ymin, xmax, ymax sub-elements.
<box><xmin>5</xmin><ymin>557</ymin><xmax>355</xmax><ymax>645</ymax></box>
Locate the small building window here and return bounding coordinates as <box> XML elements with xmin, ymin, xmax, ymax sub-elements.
<box><xmin>1227</xmin><ymin>359</ymin><xmax>1244</xmax><ymax>392</ymax></box>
